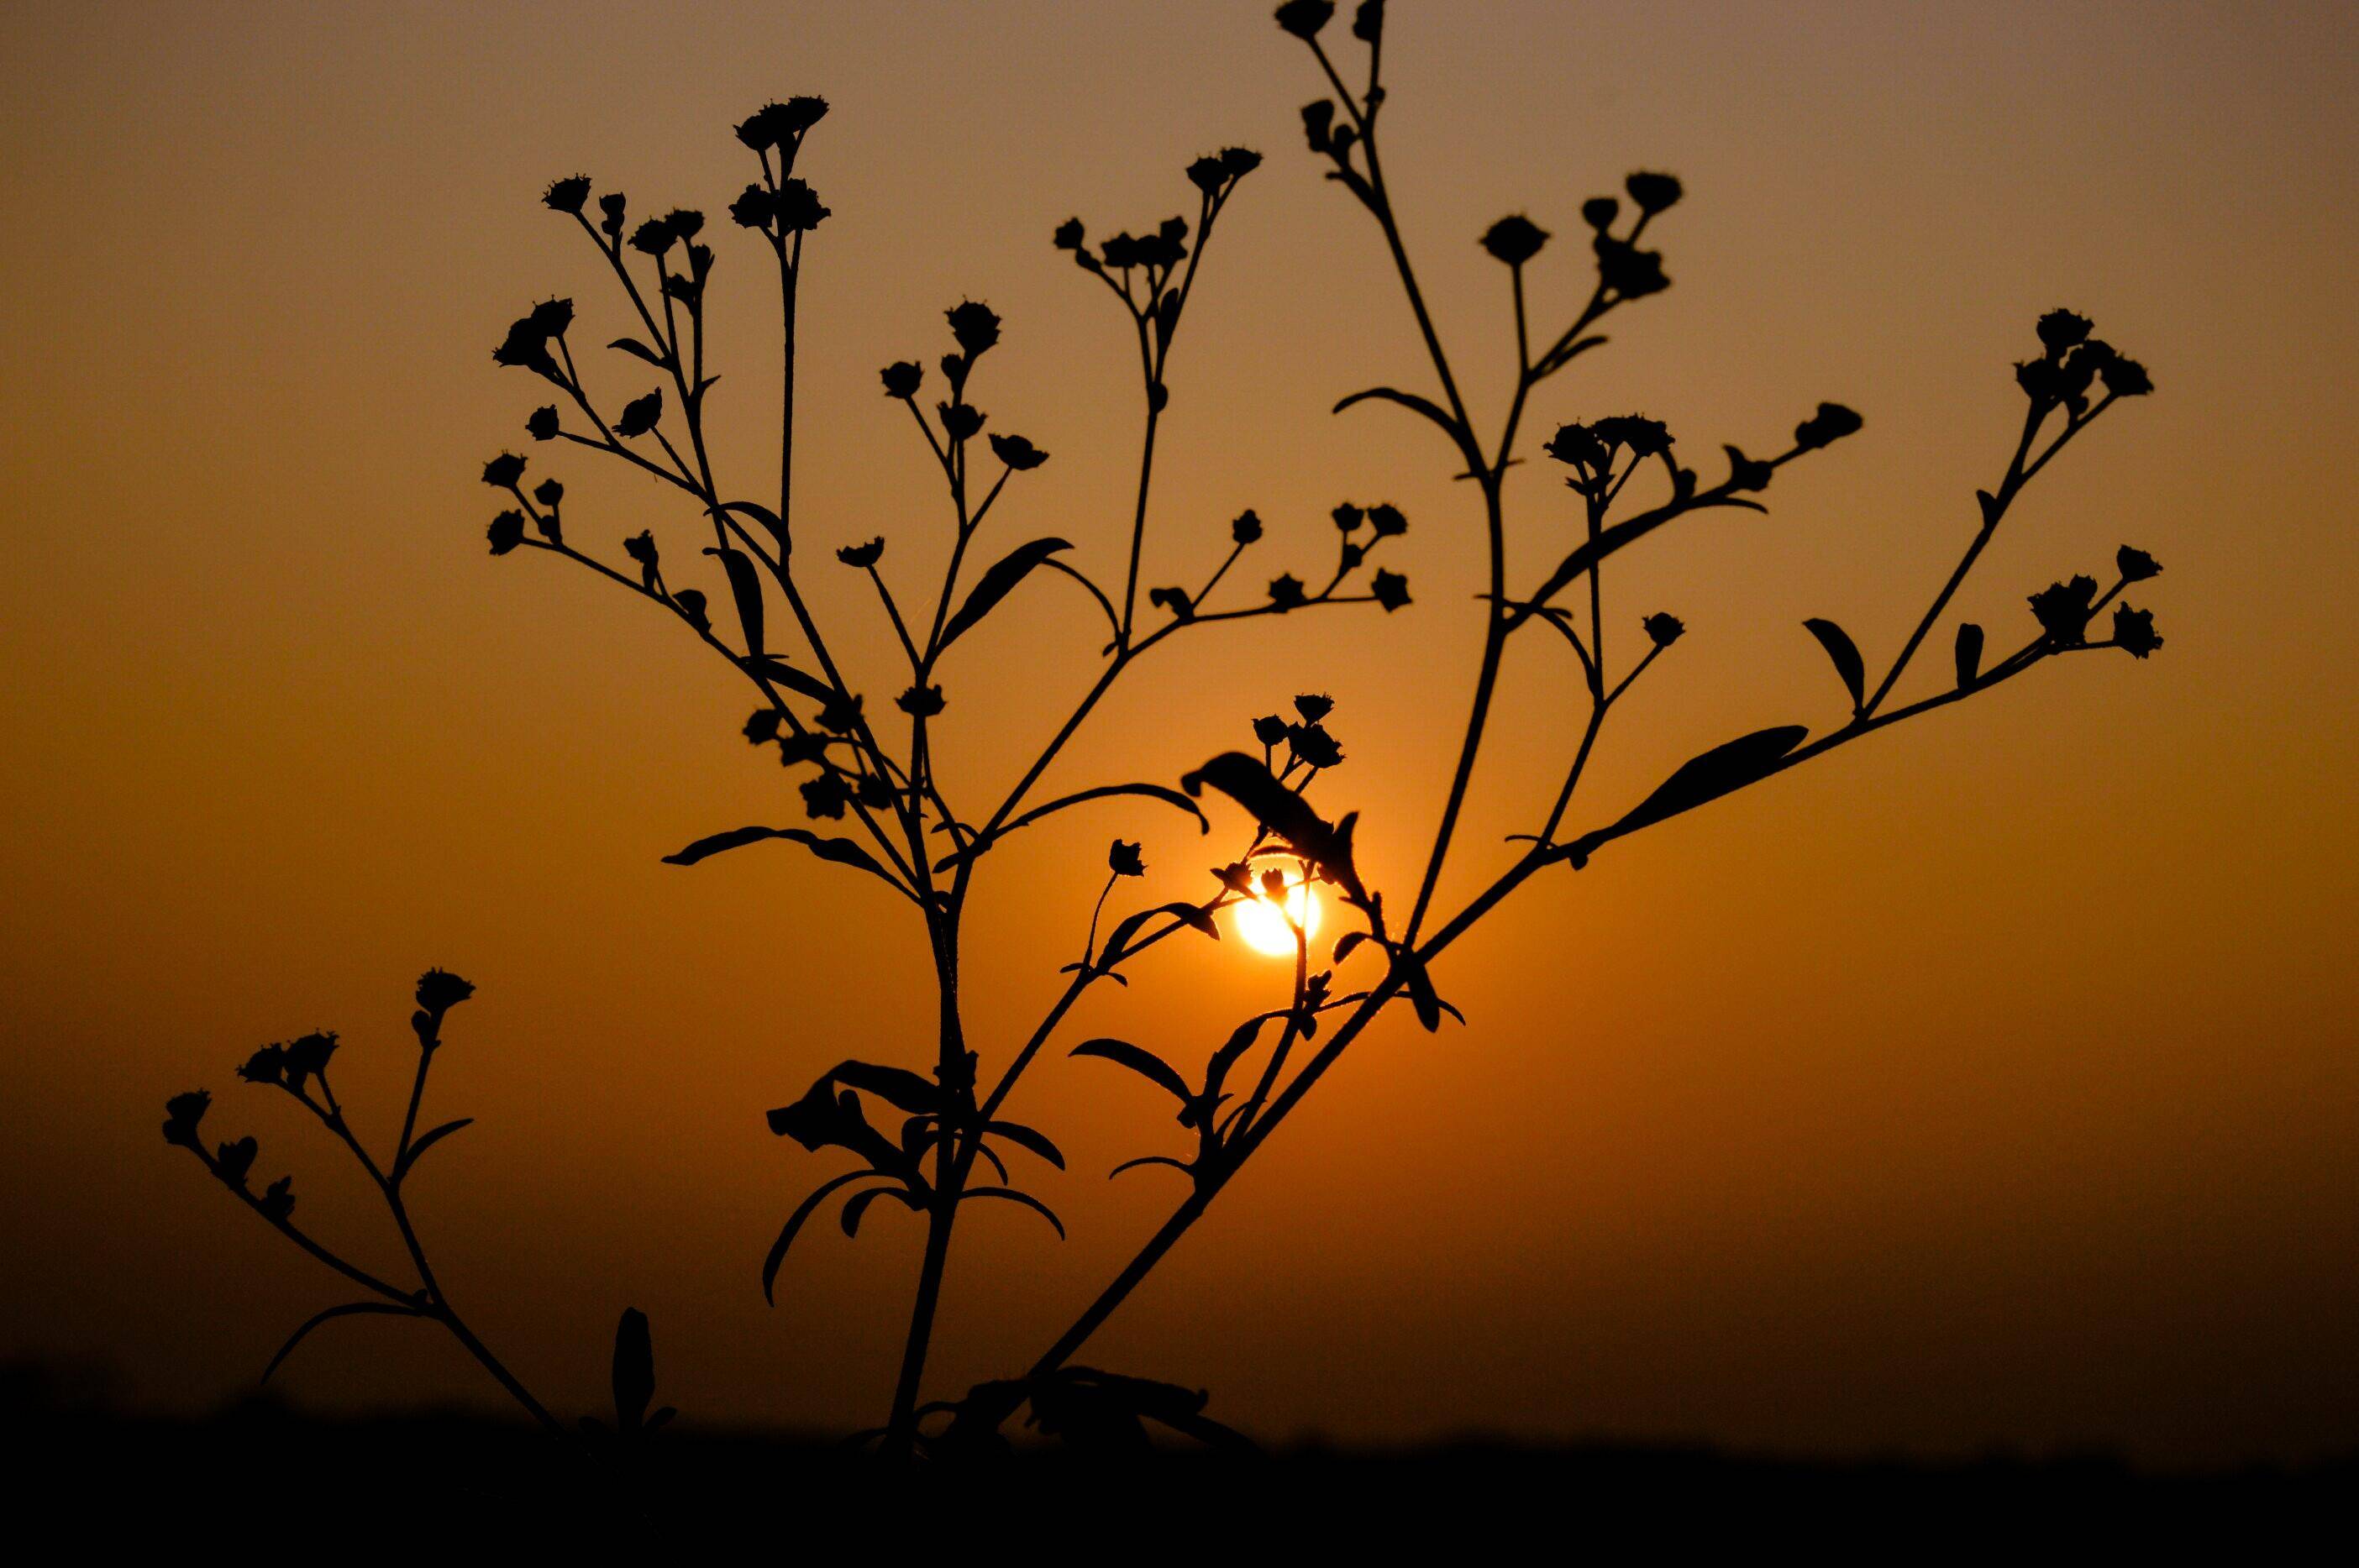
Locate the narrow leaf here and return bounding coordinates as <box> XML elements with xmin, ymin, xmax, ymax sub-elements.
<box><xmin>1955</xmin><ymin>622</ymin><xmax>1985</xmax><ymax>689</ymax></box>
<box><xmin>260</xmin><ymin>1303</ymin><xmax>422</xmax><ymax>1385</ymax></box>
<box><xmin>1802</xmin><ymin>617</ymin><xmax>1868</xmax><ymax>714</ymax></box>
<box><xmin>1976</xmin><ymin>489</ymin><xmax>2001</xmax><ymax>527</ymax></box>
<box><xmin>1203</xmin><ymin>1015</ymin><xmax>1270</xmax><ymax>1103</ymax></box>
<box><xmin>611</xmin><ymin>1308</ymin><xmax>654</xmax><ymax>1431</ymax></box>
<box><xmin>392</xmin><ymin>1117</ymin><xmax>474</xmax><ymax>1182</ymax></box>
<box><xmin>1101</xmin><ymin>902</ymin><xmax>1220</xmax><ymax>963</ymax></box>
<box><xmin>933</xmin><ymin>783</ymin><xmax>1209</xmax><ymax>870</ymax></box>
<box><xmin>707</xmin><ymin>546</ymin><xmax>765</xmax><ymax>657</ymax></box>
<box><xmin>961</xmin><ymin>1187</ymin><xmax>1065</xmax><ymax>1240</ymax></box>
<box><xmin>1071</xmin><ymin>1038</ymin><xmax>1194</xmax><ymax>1105</ymax></box>
<box><xmin>1605</xmin><ymin>725</ymin><xmax>1811</xmax><ymax>840</ymax></box>
<box><xmin>840</xmin><ymin>1183</ymin><xmax>917</xmax><ymax>1239</ymax></box>
<box><xmin>721</xmin><ymin>500</ymin><xmax>791</xmax><ymax>557</ymax></box>
<box><xmin>984</xmin><ymin>1120</ymin><xmax>1065</xmax><ymax>1171</ymax></box>
<box><xmin>1109</xmin><ymin>1154</ymin><xmax>1195</xmax><ymax>1182</ymax></box>
<box><xmin>609</xmin><ymin>336</ymin><xmax>669</xmax><ymax>367</ymax></box>
<box><xmin>763</xmin><ymin>1171</ymin><xmax>875</xmax><ymax>1303</ymax></box>
<box><xmin>937</xmin><ymin>538</ymin><xmax>1073</xmax><ymax>651</ymax></box>
<box><xmin>747</xmin><ymin>655</ymin><xmax>837</xmax><ymax>705</ymax></box>
<box><xmin>663</xmin><ymin>826</ymin><xmax>901</xmax><ymax>895</ymax></box>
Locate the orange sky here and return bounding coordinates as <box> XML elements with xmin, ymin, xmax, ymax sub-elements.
<box><xmin>3</xmin><ymin>1</ymin><xmax>2354</xmax><ymax>1466</ymax></box>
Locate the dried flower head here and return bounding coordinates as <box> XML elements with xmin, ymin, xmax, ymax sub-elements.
<box><xmin>1480</xmin><ymin>215</ymin><xmax>1550</xmax><ymax>266</ymax></box>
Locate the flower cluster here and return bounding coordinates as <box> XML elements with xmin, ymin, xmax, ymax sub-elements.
<box><xmin>2015</xmin><ymin>308</ymin><xmax>2151</xmax><ymax>417</ymax></box>
<box><xmin>491</xmin><ymin>297</ymin><xmax>575</xmax><ymax>380</ymax></box>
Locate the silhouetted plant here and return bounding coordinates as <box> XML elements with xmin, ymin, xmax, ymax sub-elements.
<box><xmin>163</xmin><ymin>1</ymin><xmax>2167</xmax><ymax>1463</ymax></box>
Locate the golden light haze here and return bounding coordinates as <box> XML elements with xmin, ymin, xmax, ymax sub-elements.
<box><xmin>2</xmin><ymin>1</ymin><xmax>2353</xmax><ymax>1465</ymax></box>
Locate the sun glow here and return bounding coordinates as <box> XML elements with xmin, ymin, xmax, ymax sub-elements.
<box><xmin>1233</xmin><ymin>870</ymin><xmax>1321</xmax><ymax>957</ymax></box>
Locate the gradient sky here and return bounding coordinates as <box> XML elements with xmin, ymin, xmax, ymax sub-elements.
<box><xmin>3</xmin><ymin>0</ymin><xmax>2354</xmax><ymax>1466</ymax></box>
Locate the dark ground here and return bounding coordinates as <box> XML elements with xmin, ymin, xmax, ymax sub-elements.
<box><xmin>11</xmin><ymin>1361</ymin><xmax>2345</xmax><ymax>1548</ymax></box>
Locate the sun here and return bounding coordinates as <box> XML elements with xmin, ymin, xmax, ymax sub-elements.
<box><xmin>1233</xmin><ymin>868</ymin><xmax>1321</xmax><ymax>957</ymax></box>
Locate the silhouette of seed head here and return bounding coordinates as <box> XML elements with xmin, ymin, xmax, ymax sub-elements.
<box><xmin>2100</xmin><ymin>355</ymin><xmax>2153</xmax><ymax>397</ymax></box>
<box><xmin>2112</xmin><ymin>604</ymin><xmax>2163</xmax><ymax>658</ymax></box>
<box><xmin>1595</xmin><ymin>236</ymin><xmax>1669</xmax><ymax>297</ymax></box>
<box><xmin>2038</xmin><ymin>308</ymin><xmax>2093</xmax><ymax>353</ymax></box>
<box><xmin>736</xmin><ymin>97</ymin><xmax>829</xmax><ymax>153</ymax></box>
<box><xmin>1481</xmin><ymin>216</ymin><xmax>1550</xmax><ymax>266</ymax></box>
<box><xmin>1371</xmin><ymin>569</ymin><xmax>1411</xmax><ymax>611</ymax></box>
<box><xmin>238</xmin><ymin>1045</ymin><xmax>286</xmax><ymax>1088</ymax></box>
<box><xmin>1643</xmin><ymin>611</ymin><xmax>1686</xmax><ymax>649</ymax></box>
<box><xmin>1109</xmin><ymin>840</ymin><xmax>1146</xmax><ymax>878</ymax></box>
<box><xmin>2028</xmin><ymin>575</ymin><xmax>2101</xmax><ymax>644</ymax></box>
<box><xmin>163</xmin><ymin>1090</ymin><xmax>210</xmax><ymax>1148</ymax></box>
<box><xmin>543</xmin><ymin>175</ymin><xmax>591</xmax><ymax>214</ymax></box>
<box><xmin>417</xmin><ymin>969</ymin><xmax>475</xmax><ymax>1015</ymax></box>
<box><xmin>1792</xmin><ymin>402</ymin><xmax>1863</xmax><ymax>451</ymax></box>
<box><xmin>800</xmin><ymin>774</ymin><xmax>849</xmax><ymax>820</ymax></box>
<box><xmin>617</xmin><ymin>389</ymin><xmax>663</xmax><ymax>438</ymax></box>
<box><xmin>1301</xmin><ymin>101</ymin><xmax>1336</xmax><ymax>155</ymax></box>
<box><xmin>1275</xmin><ymin>0</ymin><xmax>1334</xmax><ymax>39</ymax></box>
<box><xmin>2117</xmin><ymin>545</ymin><xmax>2162</xmax><ymax>583</ymax></box>
<box><xmin>1625</xmin><ymin>170</ymin><xmax>1683</xmax><ymax>215</ymax></box>
<box><xmin>947</xmin><ymin>301</ymin><xmax>1001</xmax><ymax>358</ymax></box>
<box><xmin>990</xmin><ymin>433</ymin><xmax>1048</xmax><ymax>470</ymax></box>
<box><xmin>837</xmin><ymin>538</ymin><xmax>885</xmax><ymax>568</ymax></box>
<box><xmin>486</xmin><ymin>511</ymin><xmax>525</xmax><ymax>555</ymax></box>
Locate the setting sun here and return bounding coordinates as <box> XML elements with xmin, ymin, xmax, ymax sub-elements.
<box><xmin>1233</xmin><ymin>870</ymin><xmax>1321</xmax><ymax>957</ymax></box>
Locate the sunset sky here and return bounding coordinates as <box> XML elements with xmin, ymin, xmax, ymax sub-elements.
<box><xmin>3</xmin><ymin>0</ymin><xmax>2353</xmax><ymax>1466</ymax></box>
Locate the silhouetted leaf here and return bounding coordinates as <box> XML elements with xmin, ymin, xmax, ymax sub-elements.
<box><xmin>1333</xmin><ymin>385</ymin><xmax>1467</xmax><ymax>452</ymax></box>
<box><xmin>827</xmin><ymin>1061</ymin><xmax>944</xmax><ymax>1115</ymax></box>
<box><xmin>1179</xmin><ymin>753</ymin><xmax>1366</xmax><ymax>904</ymax></box>
<box><xmin>985</xmin><ymin>1120</ymin><xmax>1065</xmax><ymax>1170</ymax></box>
<box><xmin>707</xmin><ymin>546</ymin><xmax>765</xmax><ymax>656</ymax></box>
<box><xmin>721</xmin><ymin>500</ymin><xmax>791</xmax><ymax>557</ymax></box>
<box><xmin>663</xmin><ymin>826</ymin><xmax>901</xmax><ymax>895</ymax></box>
<box><xmin>392</xmin><ymin>1117</ymin><xmax>474</xmax><ymax>1182</ymax></box>
<box><xmin>1109</xmin><ymin>1154</ymin><xmax>1195</xmax><ymax>1182</ymax></box>
<box><xmin>1100</xmin><ymin>901</ymin><xmax>1220</xmax><ymax>963</ymax></box>
<box><xmin>1976</xmin><ymin>489</ymin><xmax>2001</xmax><ymax>527</ymax></box>
<box><xmin>1400</xmin><ymin>954</ymin><xmax>1457</xmax><ymax>1033</ymax></box>
<box><xmin>611</xmin><ymin>1308</ymin><xmax>654</xmax><ymax>1430</ymax></box>
<box><xmin>933</xmin><ymin>782</ymin><xmax>1208</xmax><ymax>869</ymax></box>
<box><xmin>1071</xmin><ymin>1038</ymin><xmax>1193</xmax><ymax>1105</ymax></box>
<box><xmin>938</xmin><ymin>538</ymin><xmax>1073</xmax><ymax>651</ymax></box>
<box><xmin>1604</xmin><ymin>725</ymin><xmax>1811</xmax><ymax>840</ymax></box>
<box><xmin>1802</xmin><ymin>617</ymin><xmax>1867</xmax><ymax>714</ymax></box>
<box><xmin>261</xmin><ymin>1303</ymin><xmax>423</xmax><ymax>1385</ymax></box>
<box><xmin>1955</xmin><ymin>622</ymin><xmax>1985</xmax><ymax>688</ymax></box>
<box><xmin>842</xmin><ymin>1183</ymin><xmax>918</xmax><ymax>1238</ymax></box>
<box><xmin>747</xmin><ymin>656</ymin><xmax>838</xmax><ymax>706</ymax></box>
<box><xmin>609</xmin><ymin>335</ymin><xmax>669</xmax><ymax>367</ymax></box>
<box><xmin>763</xmin><ymin>1170</ymin><xmax>872</xmax><ymax>1303</ymax></box>
<box><xmin>962</xmin><ymin>1187</ymin><xmax>1065</xmax><ymax>1239</ymax></box>
<box><xmin>1202</xmin><ymin>1015</ymin><xmax>1270</xmax><ymax>1105</ymax></box>
<box><xmin>1332</xmin><ymin>931</ymin><xmax>1369</xmax><ymax>963</ymax></box>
